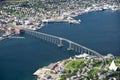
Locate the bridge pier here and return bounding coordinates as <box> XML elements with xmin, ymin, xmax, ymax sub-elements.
<box><xmin>58</xmin><ymin>38</ymin><xmax>63</xmax><ymax>47</ymax></box>
<box><xmin>67</xmin><ymin>41</ymin><xmax>73</xmax><ymax>51</ymax></box>
<box><xmin>54</xmin><ymin>38</ymin><xmax>58</xmax><ymax>44</ymax></box>
<box><xmin>88</xmin><ymin>50</ymin><xmax>90</xmax><ymax>55</ymax></box>
<box><xmin>75</xmin><ymin>46</ymin><xmax>78</xmax><ymax>52</ymax></box>
<box><xmin>81</xmin><ymin>48</ymin><xmax>83</xmax><ymax>54</ymax></box>
<box><xmin>91</xmin><ymin>52</ymin><xmax>94</xmax><ymax>56</ymax></box>
<box><xmin>52</xmin><ymin>38</ymin><xmax>55</xmax><ymax>44</ymax></box>
<box><xmin>84</xmin><ymin>49</ymin><xmax>88</xmax><ymax>54</ymax></box>
<box><xmin>50</xmin><ymin>38</ymin><xmax>58</xmax><ymax>45</ymax></box>
<box><xmin>50</xmin><ymin>37</ymin><xmax>54</xmax><ymax>43</ymax></box>
<box><xmin>44</xmin><ymin>35</ymin><xmax>46</xmax><ymax>40</ymax></box>
<box><xmin>46</xmin><ymin>36</ymin><xmax>49</xmax><ymax>42</ymax></box>
<box><xmin>78</xmin><ymin>47</ymin><xmax>81</xmax><ymax>53</ymax></box>
<box><xmin>24</xmin><ymin>29</ymin><xmax>106</xmax><ymax>70</ymax></box>
<box><xmin>41</xmin><ymin>35</ymin><xmax>44</xmax><ymax>40</ymax></box>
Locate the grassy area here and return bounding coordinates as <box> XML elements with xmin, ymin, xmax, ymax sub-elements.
<box><xmin>106</xmin><ymin>59</ymin><xmax>112</xmax><ymax>65</ymax></box>
<box><xmin>115</xmin><ymin>56</ymin><xmax>120</xmax><ymax>67</ymax></box>
<box><xmin>115</xmin><ymin>56</ymin><xmax>120</xmax><ymax>59</ymax></box>
<box><xmin>106</xmin><ymin>57</ymin><xmax>120</xmax><ymax>67</ymax></box>
<box><xmin>60</xmin><ymin>56</ymin><xmax>120</xmax><ymax>80</ymax></box>
<box><xmin>115</xmin><ymin>61</ymin><xmax>120</xmax><ymax>67</ymax></box>
<box><xmin>93</xmin><ymin>60</ymin><xmax>102</xmax><ymax>68</ymax></box>
<box><xmin>59</xmin><ymin>59</ymin><xmax>86</xmax><ymax>80</ymax></box>
<box><xmin>60</xmin><ymin>75</ymin><xmax>67</xmax><ymax>80</ymax></box>
<box><xmin>87</xmin><ymin>68</ymin><xmax>98</xmax><ymax>79</ymax></box>
<box><xmin>64</xmin><ymin>59</ymin><xmax>85</xmax><ymax>75</ymax></box>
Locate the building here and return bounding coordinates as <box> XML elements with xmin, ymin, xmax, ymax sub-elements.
<box><xmin>74</xmin><ymin>53</ymin><xmax>90</xmax><ymax>59</ymax></box>
<box><xmin>109</xmin><ymin>60</ymin><xmax>118</xmax><ymax>71</ymax></box>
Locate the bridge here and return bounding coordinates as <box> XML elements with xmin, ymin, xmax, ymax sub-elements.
<box><xmin>24</xmin><ymin>29</ymin><xmax>106</xmax><ymax>70</ymax></box>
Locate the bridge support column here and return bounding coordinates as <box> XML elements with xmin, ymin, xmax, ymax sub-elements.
<box><xmin>85</xmin><ymin>49</ymin><xmax>87</xmax><ymax>54</ymax></box>
<box><xmin>81</xmin><ymin>48</ymin><xmax>83</xmax><ymax>54</ymax></box>
<box><xmin>49</xmin><ymin>37</ymin><xmax>52</xmax><ymax>43</ymax></box>
<box><xmin>78</xmin><ymin>47</ymin><xmax>81</xmax><ymax>53</ymax></box>
<box><xmin>54</xmin><ymin>39</ymin><xmax>58</xmax><ymax>44</ymax></box>
<box><xmin>91</xmin><ymin>52</ymin><xmax>94</xmax><ymax>56</ymax></box>
<box><xmin>51</xmin><ymin>38</ymin><xmax>54</xmax><ymax>44</ymax></box>
<box><xmin>58</xmin><ymin>38</ymin><xmax>63</xmax><ymax>47</ymax></box>
<box><xmin>75</xmin><ymin>46</ymin><xmax>78</xmax><ymax>52</ymax></box>
<box><xmin>67</xmin><ymin>42</ymin><xmax>73</xmax><ymax>51</ymax></box>
<box><xmin>88</xmin><ymin>51</ymin><xmax>90</xmax><ymax>55</ymax></box>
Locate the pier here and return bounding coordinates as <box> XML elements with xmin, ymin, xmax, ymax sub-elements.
<box><xmin>24</xmin><ymin>29</ymin><xmax>106</xmax><ymax>70</ymax></box>
<box><xmin>42</xmin><ymin>18</ymin><xmax>81</xmax><ymax>24</ymax></box>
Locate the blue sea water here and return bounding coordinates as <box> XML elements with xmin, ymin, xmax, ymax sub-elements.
<box><xmin>0</xmin><ymin>10</ymin><xmax>120</xmax><ymax>80</ymax></box>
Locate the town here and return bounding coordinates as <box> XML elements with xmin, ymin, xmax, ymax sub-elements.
<box><xmin>0</xmin><ymin>0</ymin><xmax>120</xmax><ymax>80</ymax></box>
<box><xmin>0</xmin><ymin>0</ymin><xmax>120</xmax><ymax>41</ymax></box>
<box><xmin>34</xmin><ymin>53</ymin><xmax>120</xmax><ymax>80</ymax></box>
<box><xmin>0</xmin><ymin>22</ymin><xmax>24</xmax><ymax>40</ymax></box>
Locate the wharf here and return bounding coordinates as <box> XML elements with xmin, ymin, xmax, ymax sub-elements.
<box><xmin>42</xmin><ymin>19</ymin><xmax>81</xmax><ymax>24</ymax></box>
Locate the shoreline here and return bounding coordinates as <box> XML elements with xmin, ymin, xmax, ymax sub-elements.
<box><xmin>22</xmin><ymin>8</ymin><xmax>120</xmax><ymax>31</ymax></box>
<box><xmin>33</xmin><ymin>54</ymin><xmax>120</xmax><ymax>80</ymax></box>
<box><xmin>1</xmin><ymin>5</ymin><xmax>120</xmax><ymax>41</ymax></box>
<box><xmin>1</xmin><ymin>5</ymin><xmax>119</xmax><ymax>42</ymax></box>
<box><xmin>40</xmin><ymin>4</ymin><xmax>120</xmax><ymax>27</ymax></box>
<box><xmin>32</xmin><ymin>6</ymin><xmax>120</xmax><ymax>80</ymax></box>
<box><xmin>32</xmin><ymin>5</ymin><xmax>120</xmax><ymax>31</ymax></box>
<box><xmin>0</xmin><ymin>1</ymin><xmax>120</xmax><ymax>80</ymax></box>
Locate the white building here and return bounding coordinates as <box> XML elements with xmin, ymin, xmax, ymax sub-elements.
<box><xmin>75</xmin><ymin>53</ymin><xmax>90</xmax><ymax>59</ymax></box>
<box><xmin>109</xmin><ymin>60</ymin><xmax>118</xmax><ymax>71</ymax></box>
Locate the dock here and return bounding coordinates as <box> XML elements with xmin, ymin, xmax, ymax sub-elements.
<box><xmin>42</xmin><ymin>18</ymin><xmax>81</xmax><ymax>24</ymax></box>
<box><xmin>8</xmin><ymin>36</ymin><xmax>25</xmax><ymax>39</ymax></box>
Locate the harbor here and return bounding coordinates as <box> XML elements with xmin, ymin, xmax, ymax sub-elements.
<box><xmin>0</xmin><ymin>10</ymin><xmax>120</xmax><ymax>80</ymax></box>
<box><xmin>0</xmin><ymin>23</ymin><xmax>25</xmax><ymax>41</ymax></box>
<box><xmin>0</xmin><ymin>0</ymin><xmax>120</xmax><ymax>80</ymax></box>
<box><xmin>0</xmin><ymin>0</ymin><xmax>120</xmax><ymax>32</ymax></box>
<box><xmin>42</xmin><ymin>16</ymin><xmax>81</xmax><ymax>24</ymax></box>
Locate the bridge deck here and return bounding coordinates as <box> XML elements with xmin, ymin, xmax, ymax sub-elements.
<box><xmin>24</xmin><ymin>29</ymin><xmax>106</xmax><ymax>70</ymax></box>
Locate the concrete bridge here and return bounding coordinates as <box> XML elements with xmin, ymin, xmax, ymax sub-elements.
<box><xmin>24</xmin><ymin>29</ymin><xmax>106</xmax><ymax>70</ymax></box>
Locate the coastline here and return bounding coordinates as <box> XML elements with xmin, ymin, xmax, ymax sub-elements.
<box><xmin>0</xmin><ymin>1</ymin><xmax>120</xmax><ymax>80</ymax></box>
<box><xmin>1</xmin><ymin>8</ymin><xmax>119</xmax><ymax>41</ymax></box>
<box><xmin>33</xmin><ymin>54</ymin><xmax>120</xmax><ymax>80</ymax></box>
<box><xmin>40</xmin><ymin>4</ymin><xmax>120</xmax><ymax>27</ymax></box>
<box><xmin>33</xmin><ymin>6</ymin><xmax>120</xmax><ymax>80</ymax></box>
<box><xmin>17</xmin><ymin>7</ymin><xmax>120</xmax><ymax>31</ymax></box>
<box><xmin>0</xmin><ymin>3</ymin><xmax>120</xmax><ymax>48</ymax></box>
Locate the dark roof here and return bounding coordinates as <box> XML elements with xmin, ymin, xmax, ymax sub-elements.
<box><xmin>0</xmin><ymin>21</ymin><xmax>7</xmax><ymax>24</ymax></box>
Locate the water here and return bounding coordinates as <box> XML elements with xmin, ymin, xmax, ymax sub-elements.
<box><xmin>0</xmin><ymin>10</ymin><xmax>120</xmax><ymax>80</ymax></box>
<box><xmin>39</xmin><ymin>10</ymin><xmax>120</xmax><ymax>55</ymax></box>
